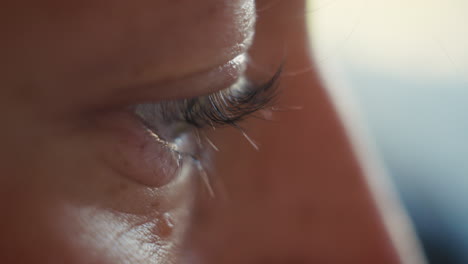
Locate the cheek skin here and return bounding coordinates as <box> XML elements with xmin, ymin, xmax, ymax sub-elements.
<box><xmin>0</xmin><ymin>118</ymin><xmax>196</xmax><ymax>264</ymax></box>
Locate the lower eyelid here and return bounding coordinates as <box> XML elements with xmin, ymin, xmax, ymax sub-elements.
<box><xmin>92</xmin><ymin>110</ymin><xmax>184</xmax><ymax>187</ymax></box>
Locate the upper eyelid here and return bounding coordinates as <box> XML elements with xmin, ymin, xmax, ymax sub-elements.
<box><xmin>134</xmin><ymin>65</ymin><xmax>282</xmax><ymax>137</ymax></box>
<box><xmin>109</xmin><ymin>54</ymin><xmax>251</xmax><ymax>110</ymax></box>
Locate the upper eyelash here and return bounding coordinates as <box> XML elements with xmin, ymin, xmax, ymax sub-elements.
<box><xmin>131</xmin><ymin>68</ymin><xmax>282</xmax><ymax>197</ymax></box>
<box><xmin>155</xmin><ymin>67</ymin><xmax>282</xmax><ymax>129</ymax></box>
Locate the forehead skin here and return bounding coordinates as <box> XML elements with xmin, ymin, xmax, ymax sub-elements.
<box><xmin>0</xmin><ymin>0</ymin><xmax>255</xmax><ymax>112</ymax></box>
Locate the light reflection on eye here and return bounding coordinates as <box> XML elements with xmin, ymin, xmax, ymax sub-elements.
<box><xmin>131</xmin><ymin>67</ymin><xmax>281</xmax><ymax>195</ymax></box>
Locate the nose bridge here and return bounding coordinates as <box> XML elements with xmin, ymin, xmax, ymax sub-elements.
<box><xmin>183</xmin><ymin>143</ymin><xmax>399</xmax><ymax>264</ymax></box>
<box><xmin>181</xmin><ymin>80</ymin><xmax>402</xmax><ymax>264</ymax></box>
<box><xmin>183</xmin><ymin>184</ymin><xmax>314</xmax><ymax>264</ymax></box>
<box><xmin>183</xmin><ymin>147</ymin><xmax>340</xmax><ymax>263</ymax></box>
<box><xmin>181</xmin><ymin>0</ymin><xmax>404</xmax><ymax>260</ymax></box>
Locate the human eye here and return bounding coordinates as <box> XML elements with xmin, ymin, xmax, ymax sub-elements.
<box><xmin>112</xmin><ymin>60</ymin><xmax>281</xmax><ymax>192</ymax></box>
<box><xmin>126</xmin><ymin>62</ymin><xmax>280</xmax><ymax>192</ymax></box>
<box><xmin>70</xmin><ymin>1</ymin><xmax>262</xmax><ymax>191</ymax></box>
<box><xmin>134</xmin><ymin>67</ymin><xmax>280</xmax><ymax>150</ymax></box>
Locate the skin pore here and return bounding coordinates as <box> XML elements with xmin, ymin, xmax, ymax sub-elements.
<box><xmin>0</xmin><ymin>0</ymin><xmax>407</xmax><ymax>263</ymax></box>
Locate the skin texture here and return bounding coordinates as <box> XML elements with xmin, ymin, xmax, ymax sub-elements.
<box><xmin>186</xmin><ymin>1</ymin><xmax>403</xmax><ymax>263</ymax></box>
<box><xmin>0</xmin><ymin>0</ymin><xmax>406</xmax><ymax>263</ymax></box>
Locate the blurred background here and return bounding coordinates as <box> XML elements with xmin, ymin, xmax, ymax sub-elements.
<box><xmin>307</xmin><ymin>0</ymin><xmax>468</xmax><ymax>263</ymax></box>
